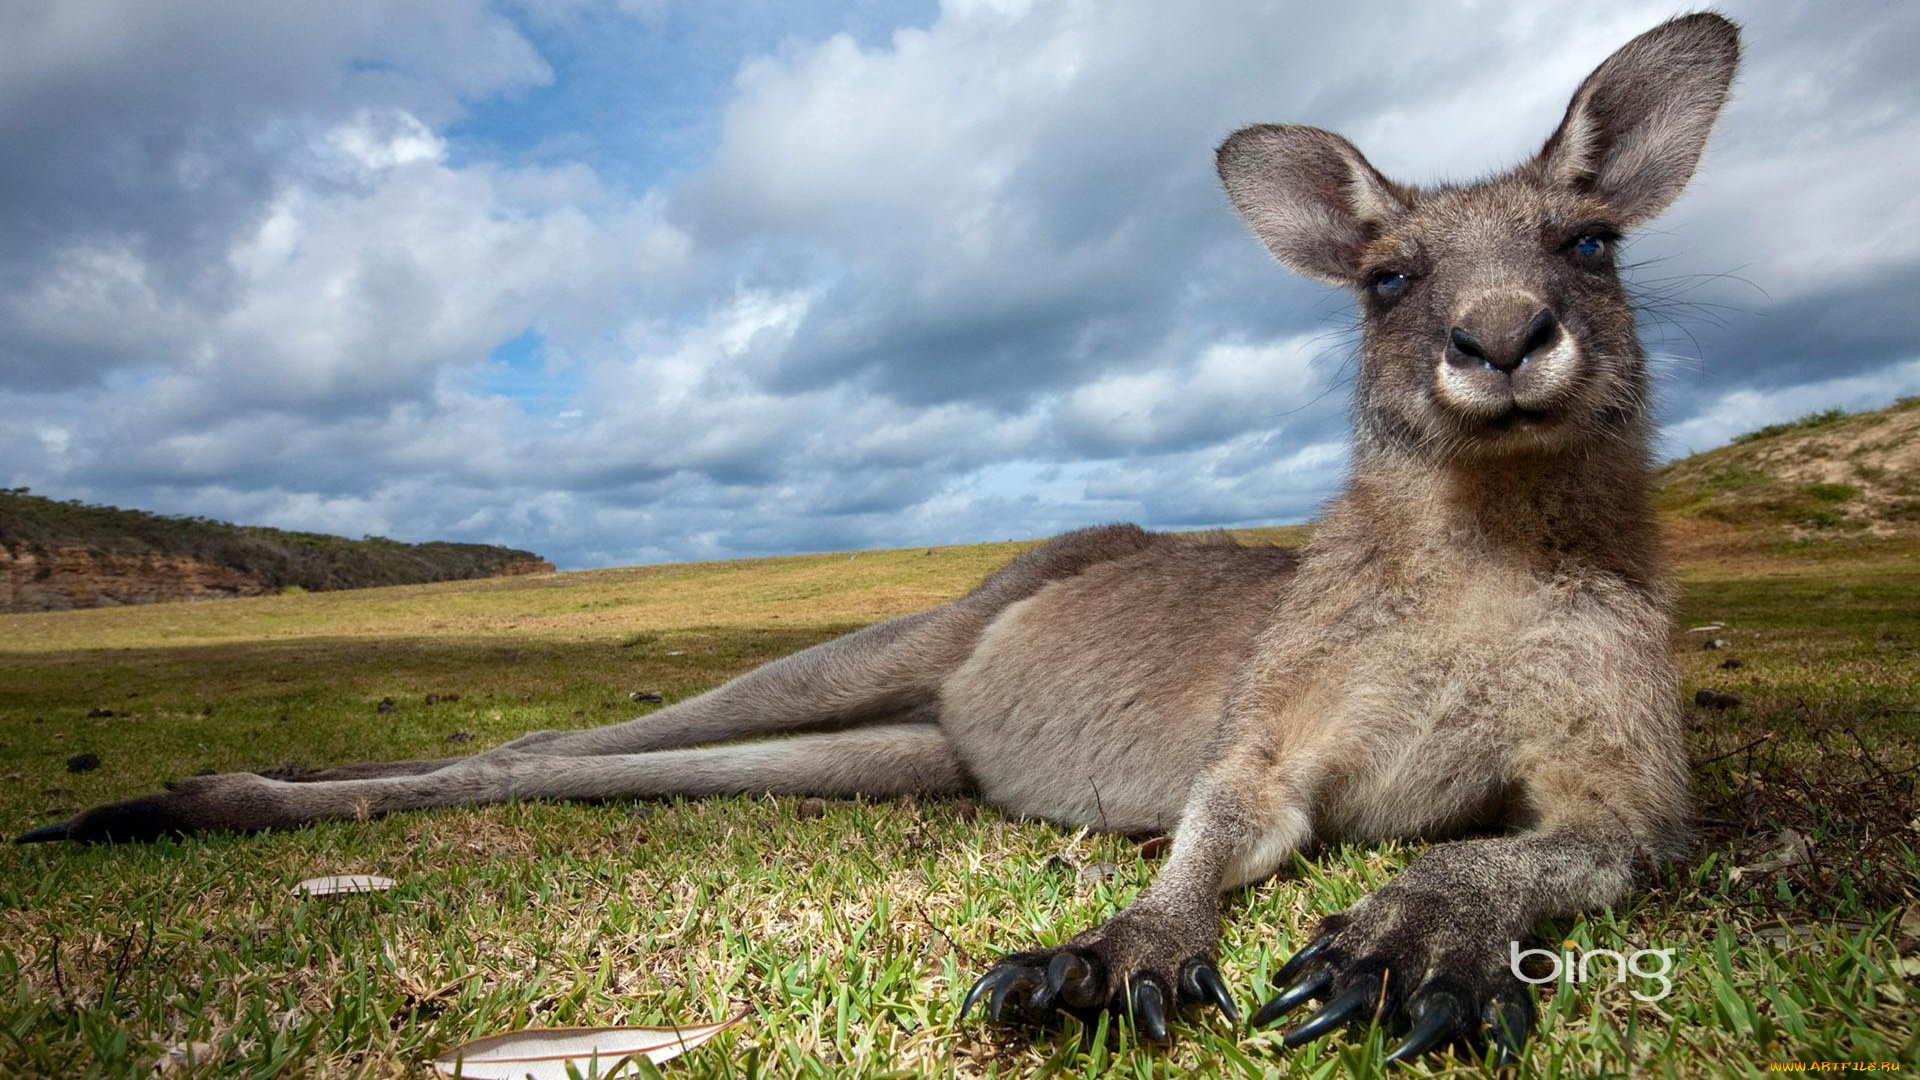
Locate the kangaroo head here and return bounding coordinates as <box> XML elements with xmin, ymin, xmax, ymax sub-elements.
<box><xmin>1218</xmin><ymin>14</ymin><xmax>1740</xmax><ymax>462</ymax></box>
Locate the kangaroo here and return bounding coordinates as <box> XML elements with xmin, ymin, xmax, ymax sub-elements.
<box><xmin>17</xmin><ymin>13</ymin><xmax>1738</xmax><ymax>1064</ymax></box>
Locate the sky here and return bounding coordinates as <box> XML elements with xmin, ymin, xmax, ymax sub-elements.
<box><xmin>2</xmin><ymin>0</ymin><xmax>1917</xmax><ymax>569</ymax></box>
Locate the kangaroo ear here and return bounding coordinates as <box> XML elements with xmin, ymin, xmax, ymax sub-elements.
<box><xmin>1536</xmin><ymin>13</ymin><xmax>1741</xmax><ymax>225</ymax></box>
<box><xmin>1216</xmin><ymin>124</ymin><xmax>1409</xmax><ymax>287</ymax></box>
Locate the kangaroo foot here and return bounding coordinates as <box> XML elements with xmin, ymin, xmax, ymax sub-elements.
<box><xmin>14</xmin><ymin>772</ymin><xmax>287</xmax><ymax>845</ymax></box>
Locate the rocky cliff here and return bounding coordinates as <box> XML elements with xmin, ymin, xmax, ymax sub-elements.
<box><xmin>0</xmin><ymin>545</ymin><xmax>555</xmax><ymax>613</ymax></box>
<box><xmin>1</xmin><ymin>545</ymin><xmax>273</xmax><ymax>611</ymax></box>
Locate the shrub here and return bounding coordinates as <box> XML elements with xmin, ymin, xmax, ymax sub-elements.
<box><xmin>1731</xmin><ymin>407</ymin><xmax>1849</xmax><ymax>445</ymax></box>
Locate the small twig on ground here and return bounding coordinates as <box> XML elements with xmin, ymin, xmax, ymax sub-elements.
<box><xmin>915</xmin><ymin>902</ymin><xmax>973</xmax><ymax>968</ymax></box>
<box><xmin>1844</xmin><ymin>725</ymin><xmax>1900</xmax><ymax>784</ymax></box>
<box><xmin>1693</xmin><ymin>732</ymin><xmax>1772</xmax><ymax>769</ymax></box>
<box><xmin>47</xmin><ymin>933</ymin><xmax>71</xmax><ymax>1014</ymax></box>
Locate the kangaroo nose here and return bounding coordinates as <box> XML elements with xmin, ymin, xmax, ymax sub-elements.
<box><xmin>1446</xmin><ymin>307</ymin><xmax>1559</xmax><ymax>374</ymax></box>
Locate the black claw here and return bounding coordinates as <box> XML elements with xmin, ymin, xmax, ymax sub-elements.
<box><xmin>1251</xmin><ymin>965</ymin><xmax>1331</xmax><ymax>1028</ymax></box>
<box><xmin>1181</xmin><ymin>961</ymin><xmax>1239</xmax><ymax>1024</ymax></box>
<box><xmin>1271</xmin><ymin>935</ymin><xmax>1333</xmax><ymax>987</ymax></box>
<box><xmin>961</xmin><ymin>965</ymin><xmax>1041</xmax><ymax>1022</ymax></box>
<box><xmin>1280</xmin><ymin>982</ymin><xmax>1378</xmax><ymax>1047</ymax></box>
<box><xmin>1046</xmin><ymin>949</ymin><xmax>1103</xmax><ymax>1011</ymax></box>
<box><xmin>1484</xmin><ymin>993</ymin><xmax>1535</xmax><ymax>1066</ymax></box>
<box><xmin>1128</xmin><ymin>977</ymin><xmax>1170</xmax><ymax>1042</ymax></box>
<box><xmin>959</xmin><ymin>968</ymin><xmax>1002</xmax><ymax>1021</ymax></box>
<box><xmin>1384</xmin><ymin>991</ymin><xmax>1463</xmax><ymax>1063</ymax></box>
<box><xmin>991</xmin><ymin>967</ymin><xmax>1045</xmax><ymax>1021</ymax></box>
<box><xmin>14</xmin><ymin>820</ymin><xmax>73</xmax><ymax>844</ymax></box>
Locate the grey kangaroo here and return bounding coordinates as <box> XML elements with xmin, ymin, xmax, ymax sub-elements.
<box><xmin>18</xmin><ymin>13</ymin><xmax>1739</xmax><ymax>1064</ymax></box>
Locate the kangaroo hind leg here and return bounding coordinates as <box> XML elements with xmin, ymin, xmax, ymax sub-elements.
<box><xmin>268</xmin><ymin>607</ymin><xmax>977</xmax><ymax>785</ymax></box>
<box><xmin>281</xmin><ymin>756</ymin><xmax>466</xmax><ymax>782</ymax></box>
<box><xmin>292</xmin><ymin>523</ymin><xmax>1169</xmax><ymax>780</ymax></box>
<box><xmin>22</xmin><ymin>724</ymin><xmax>969</xmax><ymax>843</ymax></box>
<box><xmin>507</xmin><ymin>524</ymin><xmax>1167</xmax><ymax>759</ymax></box>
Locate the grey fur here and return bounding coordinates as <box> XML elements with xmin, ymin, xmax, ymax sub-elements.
<box><xmin>21</xmin><ymin>12</ymin><xmax>1741</xmax><ymax>1062</ymax></box>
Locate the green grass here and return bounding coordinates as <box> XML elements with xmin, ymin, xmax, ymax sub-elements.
<box><xmin>1</xmin><ymin>530</ymin><xmax>1916</xmax><ymax>1078</ymax></box>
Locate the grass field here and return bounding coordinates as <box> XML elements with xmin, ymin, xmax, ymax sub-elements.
<box><xmin>3</xmin><ymin>478</ymin><xmax>1918</xmax><ymax>1075</ymax></box>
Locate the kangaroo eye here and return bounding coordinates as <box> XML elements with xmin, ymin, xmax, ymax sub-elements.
<box><xmin>1571</xmin><ymin>235</ymin><xmax>1607</xmax><ymax>260</ymax></box>
<box><xmin>1372</xmin><ymin>271</ymin><xmax>1410</xmax><ymax>300</ymax></box>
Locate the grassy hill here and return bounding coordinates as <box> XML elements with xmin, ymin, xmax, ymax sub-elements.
<box><xmin>1659</xmin><ymin>397</ymin><xmax>1920</xmax><ymax>538</ymax></box>
<box><xmin>0</xmin><ymin>410</ymin><xmax>1914</xmax><ymax>1077</ymax></box>
<box><xmin>0</xmin><ymin>489</ymin><xmax>551</xmax><ymax>610</ymax></box>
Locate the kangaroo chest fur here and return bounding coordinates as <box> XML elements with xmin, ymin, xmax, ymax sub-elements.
<box><xmin>1252</xmin><ymin>538</ymin><xmax>1666</xmax><ymax>846</ymax></box>
<box><xmin>937</xmin><ymin>521</ymin><xmax>1667</xmax><ymax>848</ymax></box>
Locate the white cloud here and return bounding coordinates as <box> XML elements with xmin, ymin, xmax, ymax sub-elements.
<box><xmin>3</xmin><ymin>239</ymin><xmax>204</xmax><ymax>375</ymax></box>
<box><xmin>1659</xmin><ymin>358</ymin><xmax>1920</xmax><ymax>459</ymax></box>
<box><xmin>323</xmin><ymin>109</ymin><xmax>449</xmax><ymax>174</ymax></box>
<box><xmin>1057</xmin><ymin>335</ymin><xmax>1326</xmax><ymax>455</ymax></box>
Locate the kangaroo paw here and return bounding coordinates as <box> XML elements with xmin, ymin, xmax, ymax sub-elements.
<box><xmin>1253</xmin><ymin>896</ymin><xmax>1536</xmax><ymax>1065</ymax></box>
<box><xmin>961</xmin><ymin>908</ymin><xmax>1234</xmax><ymax>1041</ymax></box>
